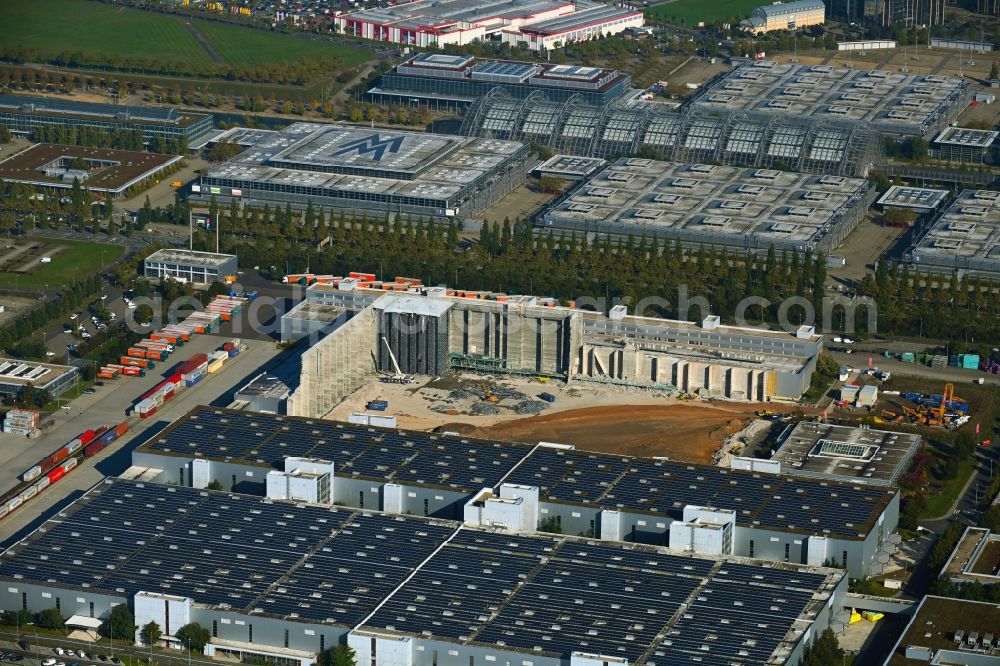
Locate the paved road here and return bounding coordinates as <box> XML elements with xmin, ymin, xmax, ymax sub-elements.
<box><xmin>0</xmin><ymin>631</ymin><xmax>224</xmax><ymax>666</ymax></box>
<box><xmin>826</xmin><ymin>349</ymin><xmax>997</xmax><ymax>386</ymax></box>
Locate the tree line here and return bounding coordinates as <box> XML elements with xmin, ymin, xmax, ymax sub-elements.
<box><xmin>0</xmin><ymin>275</ymin><xmax>102</xmax><ymax>353</ymax></box>
<box><xmin>29</xmin><ymin>124</ymin><xmax>188</xmax><ymax>155</ymax></box>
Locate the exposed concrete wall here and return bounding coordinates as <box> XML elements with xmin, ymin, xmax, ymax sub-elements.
<box><xmin>288</xmin><ymin>307</ymin><xmax>376</xmax><ymax>418</ymax></box>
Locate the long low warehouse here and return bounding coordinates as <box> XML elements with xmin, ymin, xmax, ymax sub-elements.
<box><xmin>538</xmin><ymin>158</ymin><xmax>876</xmax><ymax>255</ymax></box>
<box><xmin>130</xmin><ymin>406</ymin><xmax>900</xmax><ymax>579</ymax></box>
<box><xmin>0</xmin><ymin>476</ymin><xmax>847</xmax><ymax>666</ymax></box>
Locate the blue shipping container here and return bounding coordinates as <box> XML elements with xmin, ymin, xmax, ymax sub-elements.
<box><xmin>185</xmin><ymin>376</ymin><xmax>202</xmax><ymax>388</ymax></box>
<box><xmin>228</xmin><ymin>349</ymin><xmax>239</xmax><ymax>358</ymax></box>
<box><xmin>367</xmin><ymin>400</ymin><xmax>388</xmax><ymax>411</ymax></box>
<box><xmin>539</xmin><ymin>392</ymin><xmax>556</xmax><ymax>403</ymax></box>
<box><xmin>98</xmin><ymin>429</ymin><xmax>117</xmax><ymax>446</ymax></box>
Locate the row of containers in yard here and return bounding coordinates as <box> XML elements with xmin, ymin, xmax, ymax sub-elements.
<box><xmin>98</xmin><ymin>295</ymin><xmax>248</xmax><ymax>381</ymax></box>
<box><xmin>134</xmin><ymin>341</ymin><xmax>240</xmax><ymax>419</ymax></box>
<box><xmin>0</xmin><ymin>337</ymin><xmax>243</xmax><ymax>523</ymax></box>
<box><xmin>0</xmin><ymin>421</ymin><xmax>130</xmax><ymax>521</ymax></box>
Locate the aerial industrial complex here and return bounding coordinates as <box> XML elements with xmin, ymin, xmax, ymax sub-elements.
<box><xmin>334</xmin><ymin>0</ymin><xmax>642</xmax><ymax>50</ymax></box>
<box><xmin>0</xmin><ymin>94</ymin><xmax>214</xmax><ymax>146</ymax></box>
<box><xmin>368</xmin><ymin>54</ymin><xmax>632</xmax><ymax>110</ymax></box>
<box><xmin>0</xmin><ymin>476</ymin><xmax>849</xmax><ymax>666</ymax></box>
<box><xmin>194</xmin><ymin>122</ymin><xmax>528</xmax><ymax>218</ymax></box>
<box><xmin>690</xmin><ymin>62</ymin><xmax>970</xmax><ymax>138</ymax></box>
<box><xmin>538</xmin><ymin>158</ymin><xmax>875</xmax><ymax>252</ymax></box>
<box><xmin>280</xmin><ymin>278</ymin><xmax>824</xmax><ymax>417</ymax></box>
<box><xmin>904</xmin><ymin>189</ymin><xmax>1000</xmax><ymax>279</ymax></box>
<box><xmin>128</xmin><ymin>404</ymin><xmax>898</xmax><ymax>580</ymax></box>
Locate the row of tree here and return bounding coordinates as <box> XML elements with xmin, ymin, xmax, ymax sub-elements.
<box><xmin>29</xmin><ymin>125</ymin><xmax>188</xmax><ymax>155</ymax></box>
<box><xmin>0</xmin><ymin>276</ymin><xmax>102</xmax><ymax>352</ymax></box>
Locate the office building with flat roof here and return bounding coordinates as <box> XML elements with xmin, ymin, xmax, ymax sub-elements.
<box><xmin>769</xmin><ymin>422</ymin><xmax>922</xmax><ymax>486</ymax></box>
<box><xmin>744</xmin><ymin>0</ymin><xmax>826</xmax><ymax>34</ymax></box>
<box><xmin>885</xmin><ymin>596</ymin><xmax>1000</xmax><ymax>665</ymax></box>
<box><xmin>368</xmin><ymin>53</ymin><xmax>631</xmax><ymax>110</ymax></box>
<box><xmin>691</xmin><ymin>61</ymin><xmax>971</xmax><ymax>138</ymax></box>
<box><xmin>0</xmin><ymin>358</ymin><xmax>79</xmax><ymax>399</ymax></box>
<box><xmin>876</xmin><ymin>186</ymin><xmax>949</xmax><ymax>212</ymax></box>
<box><xmin>904</xmin><ymin>189</ymin><xmax>1000</xmax><ymax>278</ymax></box>
<box><xmin>194</xmin><ymin>122</ymin><xmax>528</xmax><ymax>219</ymax></box>
<box><xmin>539</xmin><ymin>158</ymin><xmax>875</xmax><ymax>254</ymax></box>
<box><xmin>143</xmin><ymin>249</ymin><xmax>238</xmax><ymax>284</ymax></box>
<box><xmin>932</xmin><ymin>126</ymin><xmax>999</xmax><ymax>164</ymax></box>
<box><xmin>0</xmin><ymin>94</ymin><xmax>213</xmax><ymax>146</ymax></box>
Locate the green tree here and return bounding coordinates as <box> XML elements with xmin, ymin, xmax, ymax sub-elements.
<box><xmin>955</xmin><ymin>432</ymin><xmax>976</xmax><ymax>460</ymax></box>
<box><xmin>317</xmin><ymin>645</ymin><xmax>357</xmax><ymax>666</ymax></box>
<box><xmin>175</xmin><ymin>623</ymin><xmax>211</xmax><ymax>653</ymax></box>
<box><xmin>100</xmin><ymin>603</ymin><xmax>135</xmax><ymax>640</ymax></box>
<box><xmin>539</xmin><ymin>516</ymin><xmax>562</xmax><ymax>534</ymax></box>
<box><xmin>140</xmin><ymin>621</ymin><xmax>162</xmax><ymax>647</ymax></box>
<box><xmin>991</xmin><ymin>61</ymin><xmax>999</xmax><ymax>80</ymax></box>
<box><xmin>34</xmin><ymin>608</ymin><xmax>65</xmax><ymax>631</ymax></box>
<box><xmin>801</xmin><ymin>628</ymin><xmax>844</xmax><ymax>666</ymax></box>
<box><xmin>206</xmin><ymin>479</ymin><xmax>224</xmax><ymax>491</ymax></box>
<box><xmin>0</xmin><ymin>124</ymin><xmax>11</xmax><ymax>144</ymax></box>
<box><xmin>1</xmin><ymin>610</ymin><xmax>33</xmax><ymax>627</ymax></box>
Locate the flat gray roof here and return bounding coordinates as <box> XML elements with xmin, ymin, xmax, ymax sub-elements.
<box><xmin>877</xmin><ymin>185</ymin><xmax>949</xmax><ymax>210</ymax></box>
<box><xmin>772</xmin><ymin>421</ymin><xmax>922</xmax><ymax>486</ymax></box>
<box><xmin>0</xmin><ymin>358</ymin><xmax>76</xmax><ymax>388</ymax></box>
<box><xmin>934</xmin><ymin>126</ymin><xmax>999</xmax><ymax>147</ymax></box>
<box><xmin>145</xmin><ymin>249</ymin><xmax>237</xmax><ymax>268</ymax></box>
<box><xmin>541</xmin><ymin>157</ymin><xmax>871</xmax><ymax>248</ymax></box>
<box><xmin>535</xmin><ymin>154</ymin><xmax>607</xmax><ymax>178</ymax></box>
<box><xmin>692</xmin><ymin>62</ymin><xmax>970</xmax><ymax>136</ymax></box>
<box><xmin>908</xmin><ymin>189</ymin><xmax>1000</xmax><ymax>275</ymax></box>
<box><xmin>201</xmin><ymin>122</ymin><xmax>524</xmax><ymax>201</ymax></box>
<box><xmin>237</xmin><ymin>374</ymin><xmax>291</xmax><ymax>400</ymax></box>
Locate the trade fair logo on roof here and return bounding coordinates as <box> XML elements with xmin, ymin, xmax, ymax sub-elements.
<box><xmin>331</xmin><ymin>133</ymin><xmax>405</xmax><ymax>161</ymax></box>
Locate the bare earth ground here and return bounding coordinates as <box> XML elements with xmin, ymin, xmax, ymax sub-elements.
<box><xmin>326</xmin><ymin>373</ymin><xmax>802</xmax><ymax>464</ymax></box>
<box><xmin>0</xmin><ymin>294</ymin><xmax>36</xmax><ymax>326</ymax></box>
<box><xmin>461</xmin><ymin>404</ymin><xmax>757</xmax><ymax>463</ymax></box>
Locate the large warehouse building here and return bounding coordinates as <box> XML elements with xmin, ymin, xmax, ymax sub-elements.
<box><xmin>143</xmin><ymin>249</ymin><xmax>239</xmax><ymax>284</ymax></box>
<box><xmin>129</xmin><ymin>405</ymin><xmax>898</xmax><ymax>580</ymax></box>
<box><xmin>334</xmin><ymin>0</ymin><xmax>641</xmax><ymax>50</ymax></box>
<box><xmin>368</xmin><ymin>53</ymin><xmax>632</xmax><ymax>110</ymax></box>
<box><xmin>461</xmin><ymin>94</ymin><xmax>882</xmax><ymax>177</ymax></box>
<box><xmin>904</xmin><ymin>189</ymin><xmax>1000</xmax><ymax>279</ymax></box>
<box><xmin>690</xmin><ymin>62</ymin><xmax>971</xmax><ymax>138</ymax></box>
<box><xmin>0</xmin><ymin>94</ymin><xmax>213</xmax><ymax>146</ymax></box>
<box><xmin>539</xmin><ymin>158</ymin><xmax>876</xmax><ymax>254</ymax></box>
<box><xmin>280</xmin><ymin>278</ymin><xmax>825</xmax><ymax>416</ymax></box>
<box><xmin>0</xmin><ymin>476</ymin><xmax>848</xmax><ymax>666</ymax></box>
<box><xmin>193</xmin><ymin>122</ymin><xmax>528</xmax><ymax>219</ymax></box>
<box><xmin>744</xmin><ymin>0</ymin><xmax>826</xmax><ymax>34</ymax></box>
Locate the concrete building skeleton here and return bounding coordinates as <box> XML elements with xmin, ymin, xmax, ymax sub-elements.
<box><xmin>280</xmin><ymin>282</ymin><xmax>825</xmax><ymax>411</ymax></box>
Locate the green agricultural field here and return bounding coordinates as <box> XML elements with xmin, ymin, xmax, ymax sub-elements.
<box><xmin>0</xmin><ymin>237</ymin><xmax>123</xmax><ymax>290</ymax></box>
<box><xmin>645</xmin><ymin>0</ymin><xmax>763</xmax><ymax>26</ymax></box>
<box><xmin>1</xmin><ymin>0</ymin><xmax>368</xmax><ymax>71</ymax></box>
<box><xmin>194</xmin><ymin>22</ymin><xmax>370</xmax><ymax>69</ymax></box>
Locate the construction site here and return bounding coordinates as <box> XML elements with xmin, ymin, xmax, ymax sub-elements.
<box><xmin>282</xmin><ymin>273</ymin><xmax>825</xmax><ymax>421</ymax></box>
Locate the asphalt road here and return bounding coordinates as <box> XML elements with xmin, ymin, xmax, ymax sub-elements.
<box><xmin>826</xmin><ymin>348</ymin><xmax>997</xmax><ymax>386</ymax></box>
<box><xmin>0</xmin><ymin>631</ymin><xmax>223</xmax><ymax>666</ymax></box>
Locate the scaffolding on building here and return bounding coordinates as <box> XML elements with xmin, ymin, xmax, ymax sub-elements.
<box><xmin>461</xmin><ymin>89</ymin><xmax>883</xmax><ymax>177</ymax></box>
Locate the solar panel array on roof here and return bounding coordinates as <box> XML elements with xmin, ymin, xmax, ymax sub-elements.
<box><xmin>0</xmin><ymin>478</ymin><xmax>456</xmax><ymax>626</ymax></box>
<box><xmin>363</xmin><ymin>533</ymin><xmax>833</xmax><ymax>664</ymax></box>
<box><xmin>145</xmin><ymin>407</ymin><xmax>532</xmax><ymax>492</ymax></box>
<box><xmin>505</xmin><ymin>448</ymin><xmax>892</xmax><ymax>538</ymax></box>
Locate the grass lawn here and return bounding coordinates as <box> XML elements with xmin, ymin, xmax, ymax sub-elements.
<box><xmin>645</xmin><ymin>0</ymin><xmax>762</xmax><ymax>26</ymax></box>
<box><xmin>0</xmin><ymin>237</ymin><xmax>122</xmax><ymax>290</ymax></box>
<box><xmin>2</xmin><ymin>0</ymin><xmax>369</xmax><ymax>71</ymax></box>
<box><xmin>195</xmin><ymin>21</ymin><xmax>370</xmax><ymax>70</ymax></box>
<box><xmin>924</xmin><ymin>454</ymin><xmax>976</xmax><ymax>518</ymax></box>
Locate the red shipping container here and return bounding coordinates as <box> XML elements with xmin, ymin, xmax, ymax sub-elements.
<box><xmin>116</xmin><ymin>421</ymin><xmax>129</xmax><ymax>437</ymax></box>
<box><xmin>47</xmin><ymin>467</ymin><xmax>65</xmax><ymax>483</ymax></box>
<box><xmin>84</xmin><ymin>440</ymin><xmax>104</xmax><ymax>457</ymax></box>
<box><xmin>79</xmin><ymin>430</ymin><xmax>97</xmax><ymax>446</ymax></box>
